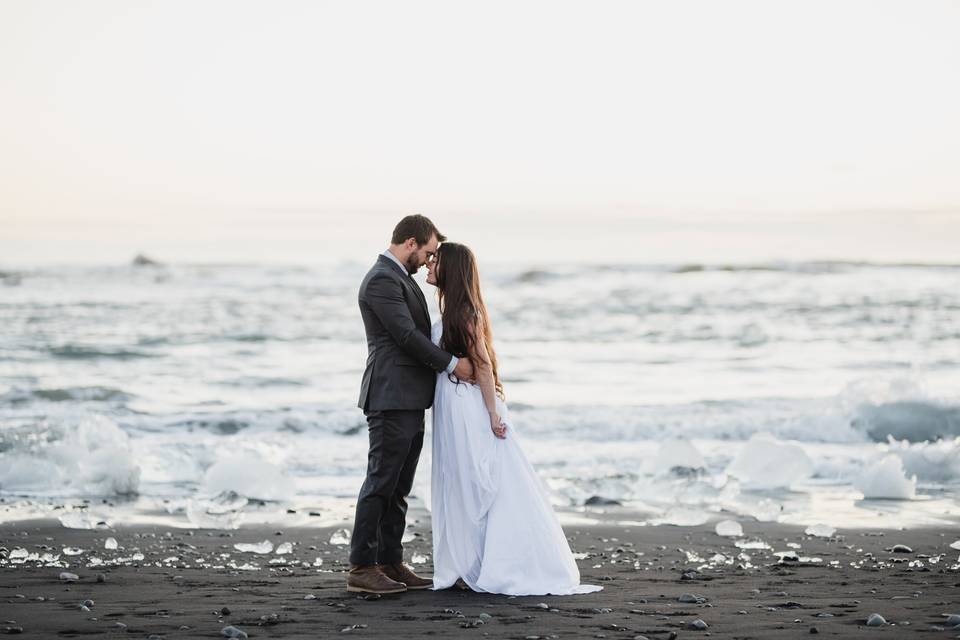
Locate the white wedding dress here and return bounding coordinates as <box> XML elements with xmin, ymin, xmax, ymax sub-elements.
<box><xmin>429</xmin><ymin>321</ymin><xmax>601</xmax><ymax>596</ymax></box>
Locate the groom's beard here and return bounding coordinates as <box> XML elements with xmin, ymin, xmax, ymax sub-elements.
<box><xmin>404</xmin><ymin>254</ymin><xmax>420</xmax><ymax>275</ymax></box>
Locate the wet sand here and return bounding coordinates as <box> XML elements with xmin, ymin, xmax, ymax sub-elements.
<box><xmin>2</xmin><ymin>511</ymin><xmax>959</xmax><ymax>638</ymax></box>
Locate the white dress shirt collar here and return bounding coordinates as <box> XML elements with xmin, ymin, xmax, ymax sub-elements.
<box><xmin>382</xmin><ymin>249</ymin><xmax>411</xmax><ymax>275</ymax></box>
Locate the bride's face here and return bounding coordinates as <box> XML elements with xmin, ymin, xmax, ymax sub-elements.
<box><xmin>425</xmin><ymin>253</ymin><xmax>439</xmax><ymax>286</ymax></box>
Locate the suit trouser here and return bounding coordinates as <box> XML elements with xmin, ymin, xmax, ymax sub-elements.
<box><xmin>349</xmin><ymin>409</ymin><xmax>425</xmax><ymax>566</ymax></box>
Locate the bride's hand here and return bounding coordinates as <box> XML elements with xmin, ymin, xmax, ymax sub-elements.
<box><xmin>490</xmin><ymin>413</ymin><xmax>507</xmax><ymax>439</ymax></box>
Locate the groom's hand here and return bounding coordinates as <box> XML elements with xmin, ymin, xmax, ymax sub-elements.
<box><xmin>453</xmin><ymin>357</ymin><xmax>476</xmax><ymax>383</ymax></box>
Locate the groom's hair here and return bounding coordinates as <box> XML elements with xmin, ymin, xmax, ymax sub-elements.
<box><xmin>391</xmin><ymin>214</ymin><xmax>446</xmax><ymax>246</ymax></box>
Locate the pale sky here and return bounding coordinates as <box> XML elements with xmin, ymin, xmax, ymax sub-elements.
<box><xmin>1</xmin><ymin>0</ymin><xmax>958</xmax><ymax>264</ymax></box>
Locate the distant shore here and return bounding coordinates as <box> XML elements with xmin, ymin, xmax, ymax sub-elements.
<box><xmin>2</xmin><ymin>511</ymin><xmax>958</xmax><ymax>638</ymax></box>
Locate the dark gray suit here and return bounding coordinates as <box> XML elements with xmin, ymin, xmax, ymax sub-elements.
<box><xmin>349</xmin><ymin>253</ymin><xmax>456</xmax><ymax>566</ymax></box>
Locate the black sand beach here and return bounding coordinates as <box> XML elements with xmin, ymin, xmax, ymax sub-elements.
<box><xmin>2</xmin><ymin>511</ymin><xmax>959</xmax><ymax>638</ymax></box>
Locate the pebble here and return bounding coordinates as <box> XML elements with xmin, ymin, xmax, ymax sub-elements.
<box><xmin>687</xmin><ymin>619</ymin><xmax>708</xmax><ymax>630</ymax></box>
<box><xmin>81</xmin><ymin>599</ymin><xmax>94</xmax><ymax>608</ymax></box>
<box><xmin>221</xmin><ymin>625</ymin><xmax>248</xmax><ymax>639</ymax></box>
<box><xmin>220</xmin><ymin>606</ymin><xmax>231</xmax><ymax>616</ymax></box>
<box><xmin>679</xmin><ymin>593</ymin><xmax>707</xmax><ymax>604</ymax></box>
<box><xmin>96</xmin><ymin>573</ymin><xmax>106</xmax><ymax>583</ymax></box>
<box><xmin>809</xmin><ymin>626</ymin><xmax>819</xmax><ymax>634</ymax></box>
<box><xmin>866</xmin><ymin>613</ymin><xmax>887</xmax><ymax>626</ymax></box>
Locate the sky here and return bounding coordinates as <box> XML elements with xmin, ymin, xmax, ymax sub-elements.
<box><xmin>1</xmin><ymin>0</ymin><xmax>958</xmax><ymax>265</ymax></box>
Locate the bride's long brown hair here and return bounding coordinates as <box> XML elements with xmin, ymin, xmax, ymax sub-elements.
<box><xmin>435</xmin><ymin>242</ymin><xmax>504</xmax><ymax>399</ymax></box>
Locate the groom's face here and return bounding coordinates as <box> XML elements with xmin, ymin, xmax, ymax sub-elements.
<box><xmin>405</xmin><ymin>234</ymin><xmax>440</xmax><ymax>274</ymax></box>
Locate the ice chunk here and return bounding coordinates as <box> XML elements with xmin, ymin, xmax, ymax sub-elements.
<box><xmin>805</xmin><ymin>523</ymin><xmax>836</xmax><ymax>537</ymax></box>
<box><xmin>411</xmin><ymin>553</ymin><xmax>429</xmax><ymax>564</ymax></box>
<box><xmin>62</xmin><ymin>547</ymin><xmax>85</xmax><ymax>556</ymax></box>
<box><xmin>233</xmin><ymin>540</ymin><xmax>273</xmax><ymax>554</ymax></box>
<box><xmin>59</xmin><ymin>512</ymin><xmax>112</xmax><ymax>530</ymax></box>
<box><xmin>329</xmin><ymin>528</ymin><xmax>351</xmax><ymax>545</ymax></box>
<box><xmin>652</xmin><ymin>507</ymin><xmax>710</xmax><ymax>526</ymax></box>
<box><xmin>735</xmin><ymin>539</ymin><xmax>772</xmax><ymax>550</ymax></box>
<box><xmin>855</xmin><ymin>454</ymin><xmax>917</xmax><ymax>499</ymax></box>
<box><xmin>652</xmin><ymin>439</ymin><xmax>706</xmax><ymax>475</ymax></box>
<box><xmin>725</xmin><ymin>433</ymin><xmax>813</xmax><ymax>490</ymax></box>
<box><xmin>186</xmin><ymin>491</ymin><xmax>248</xmax><ymax>529</ymax></box>
<box><xmin>104</xmin><ymin>537</ymin><xmax>118</xmax><ymax>550</ymax></box>
<box><xmin>715</xmin><ymin>520</ymin><xmax>743</xmax><ymax>537</ymax></box>
<box><xmin>275</xmin><ymin>542</ymin><xmax>293</xmax><ymax>555</ymax></box>
<box><xmin>201</xmin><ymin>452</ymin><xmax>296</xmax><ymax>502</ymax></box>
<box><xmin>950</xmin><ymin>540</ymin><xmax>960</xmax><ymax>551</ymax></box>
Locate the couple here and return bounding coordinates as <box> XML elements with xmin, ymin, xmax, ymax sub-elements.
<box><xmin>347</xmin><ymin>214</ymin><xmax>600</xmax><ymax>596</ymax></box>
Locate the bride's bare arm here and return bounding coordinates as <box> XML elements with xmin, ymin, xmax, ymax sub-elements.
<box><xmin>468</xmin><ymin>317</ymin><xmax>507</xmax><ymax>439</ymax></box>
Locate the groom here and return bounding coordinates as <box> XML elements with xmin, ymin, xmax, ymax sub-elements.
<box><xmin>347</xmin><ymin>214</ymin><xmax>475</xmax><ymax>594</ymax></box>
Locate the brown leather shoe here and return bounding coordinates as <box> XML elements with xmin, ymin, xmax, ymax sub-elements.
<box><xmin>346</xmin><ymin>564</ymin><xmax>407</xmax><ymax>594</ymax></box>
<box><xmin>380</xmin><ymin>563</ymin><xmax>433</xmax><ymax>590</ymax></box>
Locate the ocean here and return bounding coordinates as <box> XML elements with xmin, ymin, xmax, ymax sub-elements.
<box><xmin>1</xmin><ymin>259</ymin><xmax>958</xmax><ymax>530</ymax></box>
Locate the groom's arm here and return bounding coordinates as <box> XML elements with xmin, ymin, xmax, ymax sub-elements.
<box><xmin>364</xmin><ymin>273</ymin><xmax>457</xmax><ymax>373</ymax></box>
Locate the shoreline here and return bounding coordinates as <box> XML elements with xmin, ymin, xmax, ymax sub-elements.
<box><xmin>3</xmin><ymin>512</ymin><xmax>959</xmax><ymax>638</ymax></box>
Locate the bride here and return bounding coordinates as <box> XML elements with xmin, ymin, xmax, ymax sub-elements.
<box><xmin>424</xmin><ymin>242</ymin><xmax>601</xmax><ymax>596</ymax></box>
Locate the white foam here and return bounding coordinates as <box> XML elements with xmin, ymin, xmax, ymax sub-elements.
<box><xmin>881</xmin><ymin>436</ymin><xmax>960</xmax><ymax>483</ymax></box>
<box><xmin>855</xmin><ymin>454</ymin><xmax>917</xmax><ymax>500</ymax></box>
<box><xmin>724</xmin><ymin>433</ymin><xmax>813</xmax><ymax>490</ymax></box>
<box><xmin>0</xmin><ymin>414</ymin><xmax>140</xmax><ymax>496</ymax></box>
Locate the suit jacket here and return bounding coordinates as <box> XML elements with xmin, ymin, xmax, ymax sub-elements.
<box><xmin>357</xmin><ymin>254</ymin><xmax>454</xmax><ymax>411</ymax></box>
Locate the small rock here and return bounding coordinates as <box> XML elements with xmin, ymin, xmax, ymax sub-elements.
<box><xmin>4</xmin><ymin>627</ymin><xmax>25</xmax><ymax>635</ymax></box>
<box><xmin>258</xmin><ymin>613</ymin><xmax>279</xmax><ymax>626</ymax></box>
<box><xmin>809</xmin><ymin>626</ymin><xmax>819</xmax><ymax>634</ymax></box>
<box><xmin>687</xmin><ymin>619</ymin><xmax>708</xmax><ymax>630</ymax></box>
<box><xmin>944</xmin><ymin>614</ymin><xmax>960</xmax><ymax>627</ymax></box>
<box><xmin>58</xmin><ymin>572</ymin><xmax>79</xmax><ymax>582</ymax></box>
<box><xmin>81</xmin><ymin>599</ymin><xmax>94</xmax><ymax>608</ymax></box>
<box><xmin>679</xmin><ymin>593</ymin><xmax>707</xmax><ymax>604</ymax></box>
<box><xmin>221</xmin><ymin>626</ymin><xmax>248</xmax><ymax>639</ymax></box>
<box><xmin>866</xmin><ymin>613</ymin><xmax>887</xmax><ymax>626</ymax></box>
<box><xmin>96</xmin><ymin>574</ymin><xmax>106</xmax><ymax>583</ymax></box>
<box><xmin>220</xmin><ymin>606</ymin><xmax>231</xmax><ymax>616</ymax></box>
<box><xmin>585</xmin><ymin>496</ymin><xmax>622</xmax><ymax>506</ymax></box>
